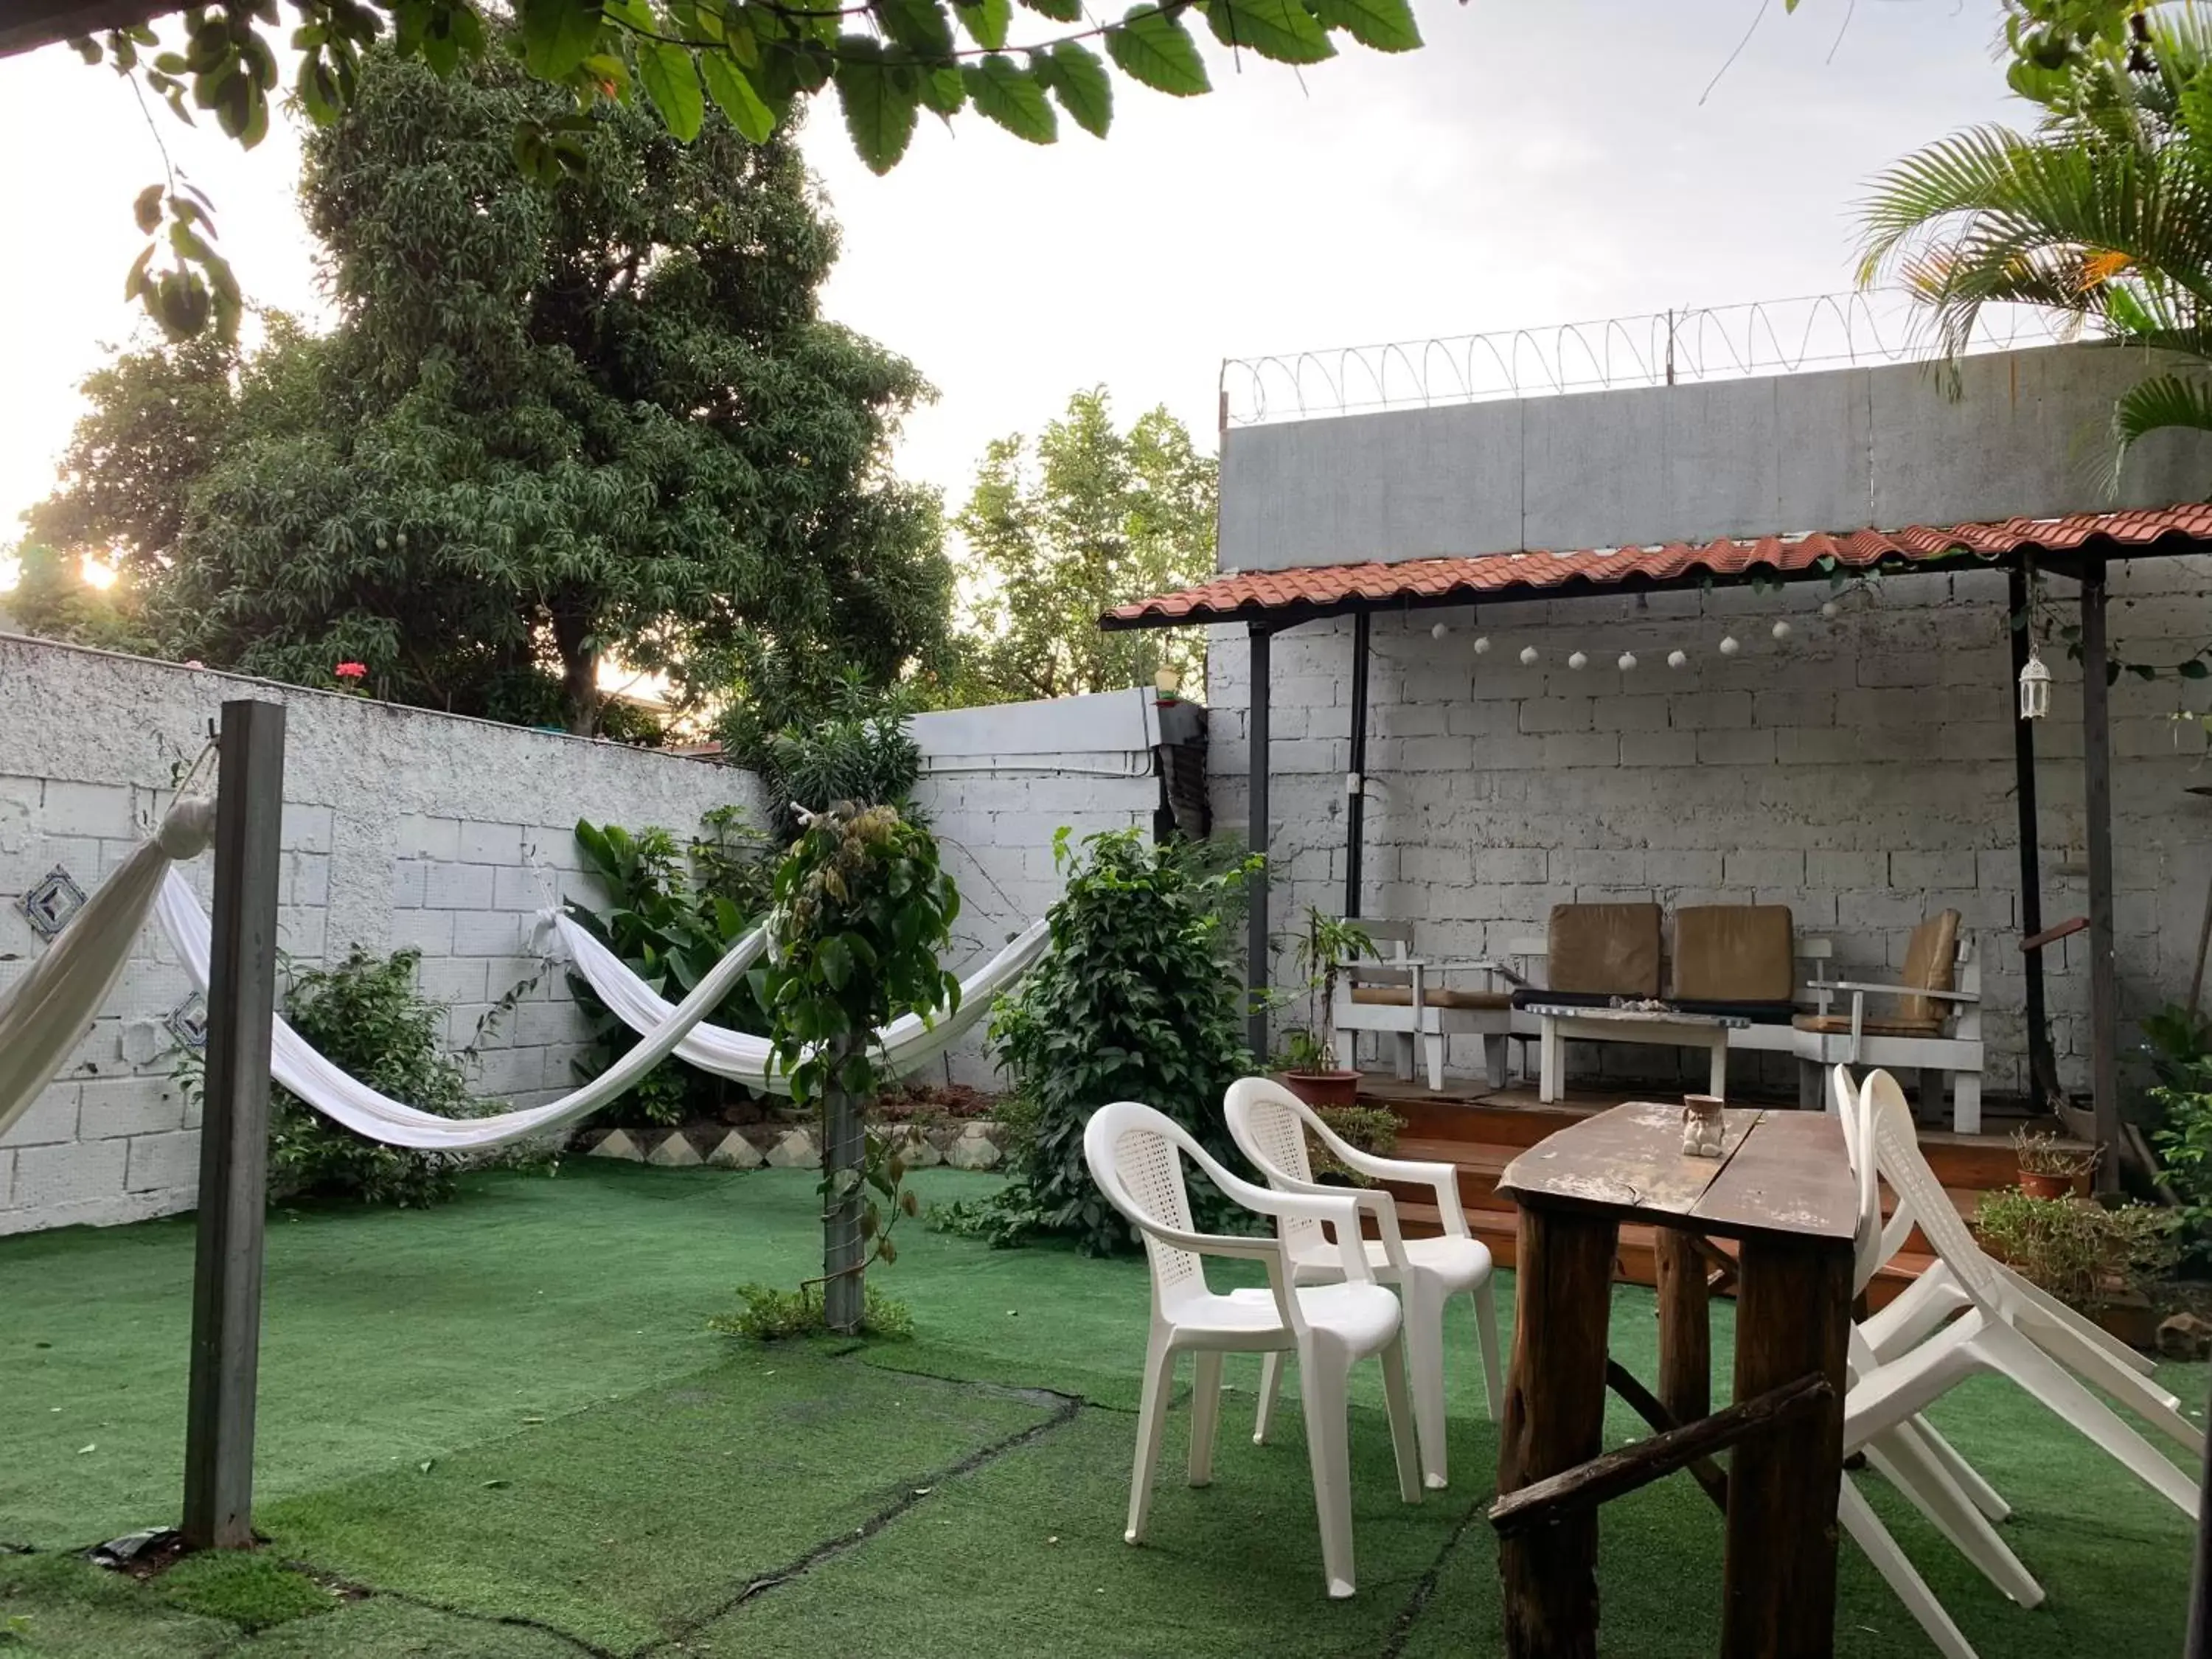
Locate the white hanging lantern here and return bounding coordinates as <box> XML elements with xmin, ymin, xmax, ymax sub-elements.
<box><xmin>1472</xmin><ymin>635</ymin><xmax>1492</xmax><ymax>655</ymax></box>
<box><xmin>1667</xmin><ymin>649</ymin><xmax>1688</xmax><ymax>669</ymax></box>
<box><xmin>2018</xmin><ymin>639</ymin><xmax>2052</xmax><ymax>720</ymax></box>
<box><xmin>1520</xmin><ymin>646</ymin><xmax>1540</xmax><ymax>666</ymax></box>
<box><xmin>1568</xmin><ymin>650</ymin><xmax>1588</xmax><ymax>670</ymax></box>
<box><xmin>1618</xmin><ymin>652</ymin><xmax>1637</xmax><ymax>672</ymax></box>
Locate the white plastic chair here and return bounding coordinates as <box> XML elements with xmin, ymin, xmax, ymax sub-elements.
<box><xmin>1082</xmin><ymin>1100</ymin><xmax>1423</xmax><ymax>1599</ymax></box>
<box><xmin>1829</xmin><ymin>1065</ymin><xmax>2043</xmax><ymax>1659</ymax></box>
<box><xmin>1222</xmin><ymin>1076</ymin><xmax>1504</xmax><ymax>1491</ymax></box>
<box><xmin>1848</xmin><ymin>1068</ymin><xmax>2200</xmax><ymax>1523</ymax></box>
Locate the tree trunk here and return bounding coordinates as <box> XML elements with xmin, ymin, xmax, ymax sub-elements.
<box><xmin>549</xmin><ymin>600</ymin><xmax>599</xmax><ymax>737</ymax></box>
<box><xmin>822</xmin><ymin>1038</ymin><xmax>867</xmax><ymax>1335</ymax></box>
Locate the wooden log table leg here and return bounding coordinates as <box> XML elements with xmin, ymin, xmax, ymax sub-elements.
<box><xmin>1498</xmin><ymin>1203</ymin><xmax>1620</xmax><ymax>1659</ymax></box>
<box><xmin>1722</xmin><ymin>1234</ymin><xmax>1852</xmax><ymax>1659</ymax></box>
<box><xmin>1653</xmin><ymin>1228</ymin><xmax>1711</xmax><ymax>1426</ymax></box>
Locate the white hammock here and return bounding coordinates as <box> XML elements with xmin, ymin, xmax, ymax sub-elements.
<box><xmin>154</xmin><ymin>869</ymin><xmax>771</xmax><ymax>1150</ymax></box>
<box><xmin>553</xmin><ymin>912</ymin><xmax>1049</xmax><ymax>1096</ymax></box>
<box><xmin>0</xmin><ymin>801</ymin><xmax>215</xmax><ymax>1142</ymax></box>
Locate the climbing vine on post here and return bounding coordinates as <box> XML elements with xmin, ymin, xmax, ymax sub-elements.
<box><xmin>759</xmin><ymin>801</ymin><xmax>961</xmax><ymax>1335</ymax></box>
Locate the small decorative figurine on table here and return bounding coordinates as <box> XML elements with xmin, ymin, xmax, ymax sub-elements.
<box><xmin>1681</xmin><ymin>1093</ymin><xmax>1726</xmax><ymax>1158</ymax></box>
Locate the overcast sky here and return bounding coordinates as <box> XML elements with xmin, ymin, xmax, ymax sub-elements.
<box><xmin>0</xmin><ymin>0</ymin><xmax>2020</xmax><ymax>543</ymax></box>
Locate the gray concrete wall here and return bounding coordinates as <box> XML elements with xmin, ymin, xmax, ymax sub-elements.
<box><xmin>1206</xmin><ymin>559</ymin><xmax>2212</xmax><ymax>1097</ymax></box>
<box><xmin>0</xmin><ymin>636</ymin><xmax>764</xmax><ymax>1236</ymax></box>
<box><xmin>1220</xmin><ymin>345</ymin><xmax>2211</xmax><ymax>570</ymax></box>
<box><xmin>908</xmin><ymin>689</ymin><xmax>1166</xmax><ymax>1089</ymax></box>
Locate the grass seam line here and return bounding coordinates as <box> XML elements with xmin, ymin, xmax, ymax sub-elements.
<box><xmin>1377</xmin><ymin>1487</ymin><xmax>1490</xmax><ymax>1659</ymax></box>
<box><xmin>368</xmin><ymin>1587</ymin><xmax>626</xmax><ymax>1659</ymax></box>
<box><xmin>634</xmin><ymin>1374</ymin><xmax>1085</xmax><ymax>1655</ymax></box>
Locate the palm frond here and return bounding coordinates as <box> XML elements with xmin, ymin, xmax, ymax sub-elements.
<box><xmin>2109</xmin><ymin>370</ymin><xmax>2212</xmax><ymax>488</ymax></box>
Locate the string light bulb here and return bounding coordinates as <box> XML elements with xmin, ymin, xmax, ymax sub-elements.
<box><xmin>1568</xmin><ymin>650</ymin><xmax>1588</xmax><ymax>670</ymax></box>
<box><xmin>1472</xmin><ymin>636</ymin><xmax>1491</xmax><ymax>655</ymax></box>
<box><xmin>1430</xmin><ymin>622</ymin><xmax>1450</xmax><ymax>640</ymax></box>
<box><xmin>1520</xmin><ymin>646</ymin><xmax>1540</xmax><ymax>666</ymax></box>
<box><xmin>1772</xmin><ymin>620</ymin><xmax>1793</xmax><ymax>641</ymax></box>
<box><xmin>1668</xmin><ymin>649</ymin><xmax>1687</xmax><ymax>669</ymax></box>
<box><xmin>1618</xmin><ymin>652</ymin><xmax>1637</xmax><ymax>672</ymax></box>
<box><xmin>1719</xmin><ymin>636</ymin><xmax>1741</xmax><ymax>656</ymax></box>
<box><xmin>1820</xmin><ymin>600</ymin><xmax>1839</xmax><ymax>620</ymax></box>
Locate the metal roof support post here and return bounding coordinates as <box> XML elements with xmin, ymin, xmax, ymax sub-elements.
<box><xmin>1247</xmin><ymin>622</ymin><xmax>1273</xmax><ymax>1060</ymax></box>
<box><xmin>1345</xmin><ymin>611</ymin><xmax>1371</xmax><ymax>920</ymax></box>
<box><xmin>2079</xmin><ymin>559</ymin><xmax>2123</xmax><ymax>1197</ymax></box>
<box><xmin>2007</xmin><ymin>563</ymin><xmax>2054</xmax><ymax>1105</ymax></box>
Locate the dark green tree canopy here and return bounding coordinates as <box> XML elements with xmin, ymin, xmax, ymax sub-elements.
<box><xmin>952</xmin><ymin>386</ymin><xmax>1213</xmax><ymax>704</ymax></box>
<box><xmin>99</xmin><ymin>41</ymin><xmax>952</xmax><ymax>732</ymax></box>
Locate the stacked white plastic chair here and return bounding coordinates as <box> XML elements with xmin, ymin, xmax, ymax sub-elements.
<box><xmin>1082</xmin><ymin>1101</ymin><xmax>1424</xmax><ymax>1599</ymax></box>
<box><xmin>1222</xmin><ymin>1077</ymin><xmax>1504</xmax><ymax>1491</ymax></box>
<box><xmin>1831</xmin><ymin>1065</ymin><xmax>2202</xmax><ymax>1657</ymax></box>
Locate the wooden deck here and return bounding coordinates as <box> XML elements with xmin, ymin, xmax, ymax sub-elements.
<box><xmin>1354</xmin><ymin>1072</ymin><xmax>2082</xmax><ymax>1310</ymax></box>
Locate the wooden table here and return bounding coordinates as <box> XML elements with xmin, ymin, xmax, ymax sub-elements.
<box><xmin>1492</xmin><ymin>1102</ymin><xmax>1857</xmax><ymax>1659</ymax></box>
<box><xmin>1522</xmin><ymin>1004</ymin><xmax>1747</xmax><ymax>1105</ymax></box>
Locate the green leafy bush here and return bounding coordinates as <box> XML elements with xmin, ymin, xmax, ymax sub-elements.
<box><xmin>709</xmin><ymin>1280</ymin><xmax>914</xmax><ymax>1341</ymax></box>
<box><xmin>266</xmin><ymin>947</ymin><xmax>489</xmax><ymax>1207</ymax></box>
<box><xmin>1311</xmin><ymin>1105</ymin><xmax>1402</xmax><ymax>1185</ymax></box>
<box><xmin>567</xmin><ymin>810</ymin><xmax>778</xmax><ymax>1126</ymax></box>
<box><xmin>2152</xmin><ymin>1061</ymin><xmax>2212</xmax><ymax>1259</ymax></box>
<box><xmin>1972</xmin><ymin>1189</ymin><xmax>2177</xmax><ymax>1309</ymax></box>
<box><xmin>720</xmin><ymin>668</ymin><xmax>924</xmax><ymax>841</ymax></box>
<box><xmin>975</xmin><ymin>828</ymin><xmax>1261</xmax><ymax>1255</ymax></box>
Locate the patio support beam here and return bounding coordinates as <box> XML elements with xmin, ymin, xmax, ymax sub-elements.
<box><xmin>182</xmin><ymin>698</ymin><xmax>285</xmax><ymax>1551</ymax></box>
<box><xmin>2080</xmin><ymin>559</ymin><xmax>2123</xmax><ymax>1196</ymax></box>
<box><xmin>2007</xmin><ymin>563</ymin><xmax>2054</xmax><ymax>1103</ymax></box>
<box><xmin>1344</xmin><ymin>611</ymin><xmax>1371</xmax><ymax>919</ymax></box>
<box><xmin>1248</xmin><ymin>622</ymin><xmax>1273</xmax><ymax>1059</ymax></box>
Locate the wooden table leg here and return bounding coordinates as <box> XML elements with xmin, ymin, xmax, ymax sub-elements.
<box><xmin>1653</xmin><ymin>1228</ymin><xmax>1711</xmax><ymax>1425</ymax></box>
<box><xmin>1722</xmin><ymin>1235</ymin><xmax>1852</xmax><ymax>1659</ymax></box>
<box><xmin>1498</xmin><ymin>1203</ymin><xmax>1619</xmax><ymax>1659</ymax></box>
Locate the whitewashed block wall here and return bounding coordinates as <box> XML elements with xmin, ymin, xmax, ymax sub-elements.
<box><xmin>1208</xmin><ymin>557</ymin><xmax>2212</xmax><ymax>1097</ymax></box>
<box><xmin>0</xmin><ymin>636</ymin><xmax>761</xmax><ymax>1236</ymax></box>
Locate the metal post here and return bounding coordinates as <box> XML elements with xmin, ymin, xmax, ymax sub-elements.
<box><xmin>182</xmin><ymin>699</ymin><xmax>285</xmax><ymax>1551</ymax></box>
<box><xmin>2007</xmin><ymin>564</ymin><xmax>2053</xmax><ymax>1102</ymax></box>
<box><xmin>1248</xmin><ymin>623</ymin><xmax>1273</xmax><ymax>1060</ymax></box>
<box><xmin>1344</xmin><ymin>611</ymin><xmax>1371</xmax><ymax>920</ymax></box>
<box><xmin>2080</xmin><ymin>560</ymin><xmax>2123</xmax><ymax>1197</ymax></box>
<box><xmin>822</xmin><ymin>1052</ymin><xmax>865</xmax><ymax>1335</ymax></box>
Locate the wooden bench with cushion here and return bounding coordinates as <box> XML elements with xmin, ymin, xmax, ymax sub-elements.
<box><xmin>1334</xmin><ymin>919</ymin><xmax>1517</xmax><ymax>1091</ymax></box>
<box><xmin>1670</xmin><ymin>905</ymin><xmax>1834</xmax><ymax>1103</ymax></box>
<box><xmin>1791</xmin><ymin>908</ymin><xmax>1985</xmax><ymax>1132</ymax></box>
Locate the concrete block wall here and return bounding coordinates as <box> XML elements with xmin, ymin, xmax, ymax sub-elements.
<box><xmin>1208</xmin><ymin>557</ymin><xmax>2212</xmax><ymax>1097</ymax></box>
<box><xmin>908</xmin><ymin>689</ymin><xmax>1168</xmax><ymax>1088</ymax></box>
<box><xmin>0</xmin><ymin>636</ymin><xmax>762</xmax><ymax>1236</ymax></box>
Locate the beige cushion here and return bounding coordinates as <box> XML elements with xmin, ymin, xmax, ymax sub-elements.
<box><xmin>1898</xmin><ymin>909</ymin><xmax>1962</xmax><ymax>1026</ymax></box>
<box><xmin>1548</xmin><ymin>902</ymin><xmax>1662</xmax><ymax>999</ymax></box>
<box><xmin>1672</xmin><ymin>905</ymin><xmax>1795</xmax><ymax>1003</ymax></box>
<box><xmin>1793</xmin><ymin>1012</ymin><xmax>1944</xmax><ymax>1038</ymax></box>
<box><xmin>1349</xmin><ymin>986</ymin><xmax>1512</xmax><ymax>1011</ymax></box>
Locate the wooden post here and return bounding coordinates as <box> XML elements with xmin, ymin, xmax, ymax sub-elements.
<box><xmin>1497</xmin><ymin>1204</ymin><xmax>1618</xmax><ymax>1659</ymax></box>
<box><xmin>1721</xmin><ymin>1235</ymin><xmax>1852</xmax><ymax>1659</ymax></box>
<box><xmin>2006</xmin><ymin>563</ymin><xmax>2053</xmax><ymax>1101</ymax></box>
<box><xmin>1247</xmin><ymin>622</ymin><xmax>1273</xmax><ymax>1060</ymax></box>
<box><xmin>1652</xmin><ymin>1229</ymin><xmax>1711</xmax><ymax>1425</ymax></box>
<box><xmin>181</xmin><ymin>699</ymin><xmax>285</xmax><ymax>1551</ymax></box>
<box><xmin>1344</xmin><ymin>610</ymin><xmax>1370</xmax><ymax>919</ymax></box>
<box><xmin>822</xmin><ymin>1036</ymin><xmax>866</xmax><ymax>1335</ymax></box>
<box><xmin>2080</xmin><ymin>560</ymin><xmax>2123</xmax><ymax>1196</ymax></box>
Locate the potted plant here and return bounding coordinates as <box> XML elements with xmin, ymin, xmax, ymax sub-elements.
<box><xmin>1972</xmin><ymin>1189</ymin><xmax>2177</xmax><ymax>1349</ymax></box>
<box><xmin>1276</xmin><ymin>908</ymin><xmax>1374</xmax><ymax>1109</ymax></box>
<box><xmin>2011</xmin><ymin>1127</ymin><xmax>2098</xmax><ymax>1200</ymax></box>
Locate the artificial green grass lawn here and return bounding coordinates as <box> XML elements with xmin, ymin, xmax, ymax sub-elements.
<box><xmin>0</xmin><ymin>1161</ymin><xmax>2203</xmax><ymax>1655</ymax></box>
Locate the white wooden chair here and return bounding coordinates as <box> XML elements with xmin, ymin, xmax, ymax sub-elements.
<box><xmin>1223</xmin><ymin>1077</ymin><xmax>1504</xmax><ymax>1492</ymax></box>
<box><xmin>1082</xmin><ymin>1099</ymin><xmax>1423</xmax><ymax>1599</ymax></box>
<box><xmin>1793</xmin><ymin>910</ymin><xmax>1986</xmax><ymax>1132</ymax></box>
<box><xmin>1330</xmin><ymin>919</ymin><xmax>1516</xmax><ymax>1091</ymax></box>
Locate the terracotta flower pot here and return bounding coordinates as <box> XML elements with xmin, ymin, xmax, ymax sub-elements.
<box><xmin>1280</xmin><ymin>1070</ymin><xmax>1361</xmax><ymax>1109</ymax></box>
<box><xmin>2018</xmin><ymin>1169</ymin><xmax>2074</xmax><ymax>1201</ymax></box>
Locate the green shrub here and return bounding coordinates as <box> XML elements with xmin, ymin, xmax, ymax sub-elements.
<box><xmin>720</xmin><ymin>668</ymin><xmax>924</xmax><ymax>842</ymax></box>
<box><xmin>709</xmin><ymin>1280</ymin><xmax>914</xmax><ymax>1340</ymax></box>
<box><xmin>266</xmin><ymin>947</ymin><xmax>489</xmax><ymax>1207</ymax></box>
<box><xmin>2152</xmin><ymin>1060</ymin><xmax>2212</xmax><ymax>1259</ymax></box>
<box><xmin>567</xmin><ymin>810</ymin><xmax>778</xmax><ymax>1127</ymax></box>
<box><xmin>1972</xmin><ymin>1189</ymin><xmax>2177</xmax><ymax>1309</ymax></box>
<box><xmin>978</xmin><ymin>828</ymin><xmax>1261</xmax><ymax>1255</ymax></box>
<box><xmin>1311</xmin><ymin>1105</ymin><xmax>1402</xmax><ymax>1185</ymax></box>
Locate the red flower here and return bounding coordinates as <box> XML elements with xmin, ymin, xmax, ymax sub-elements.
<box><xmin>334</xmin><ymin>661</ymin><xmax>367</xmax><ymax>681</ymax></box>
